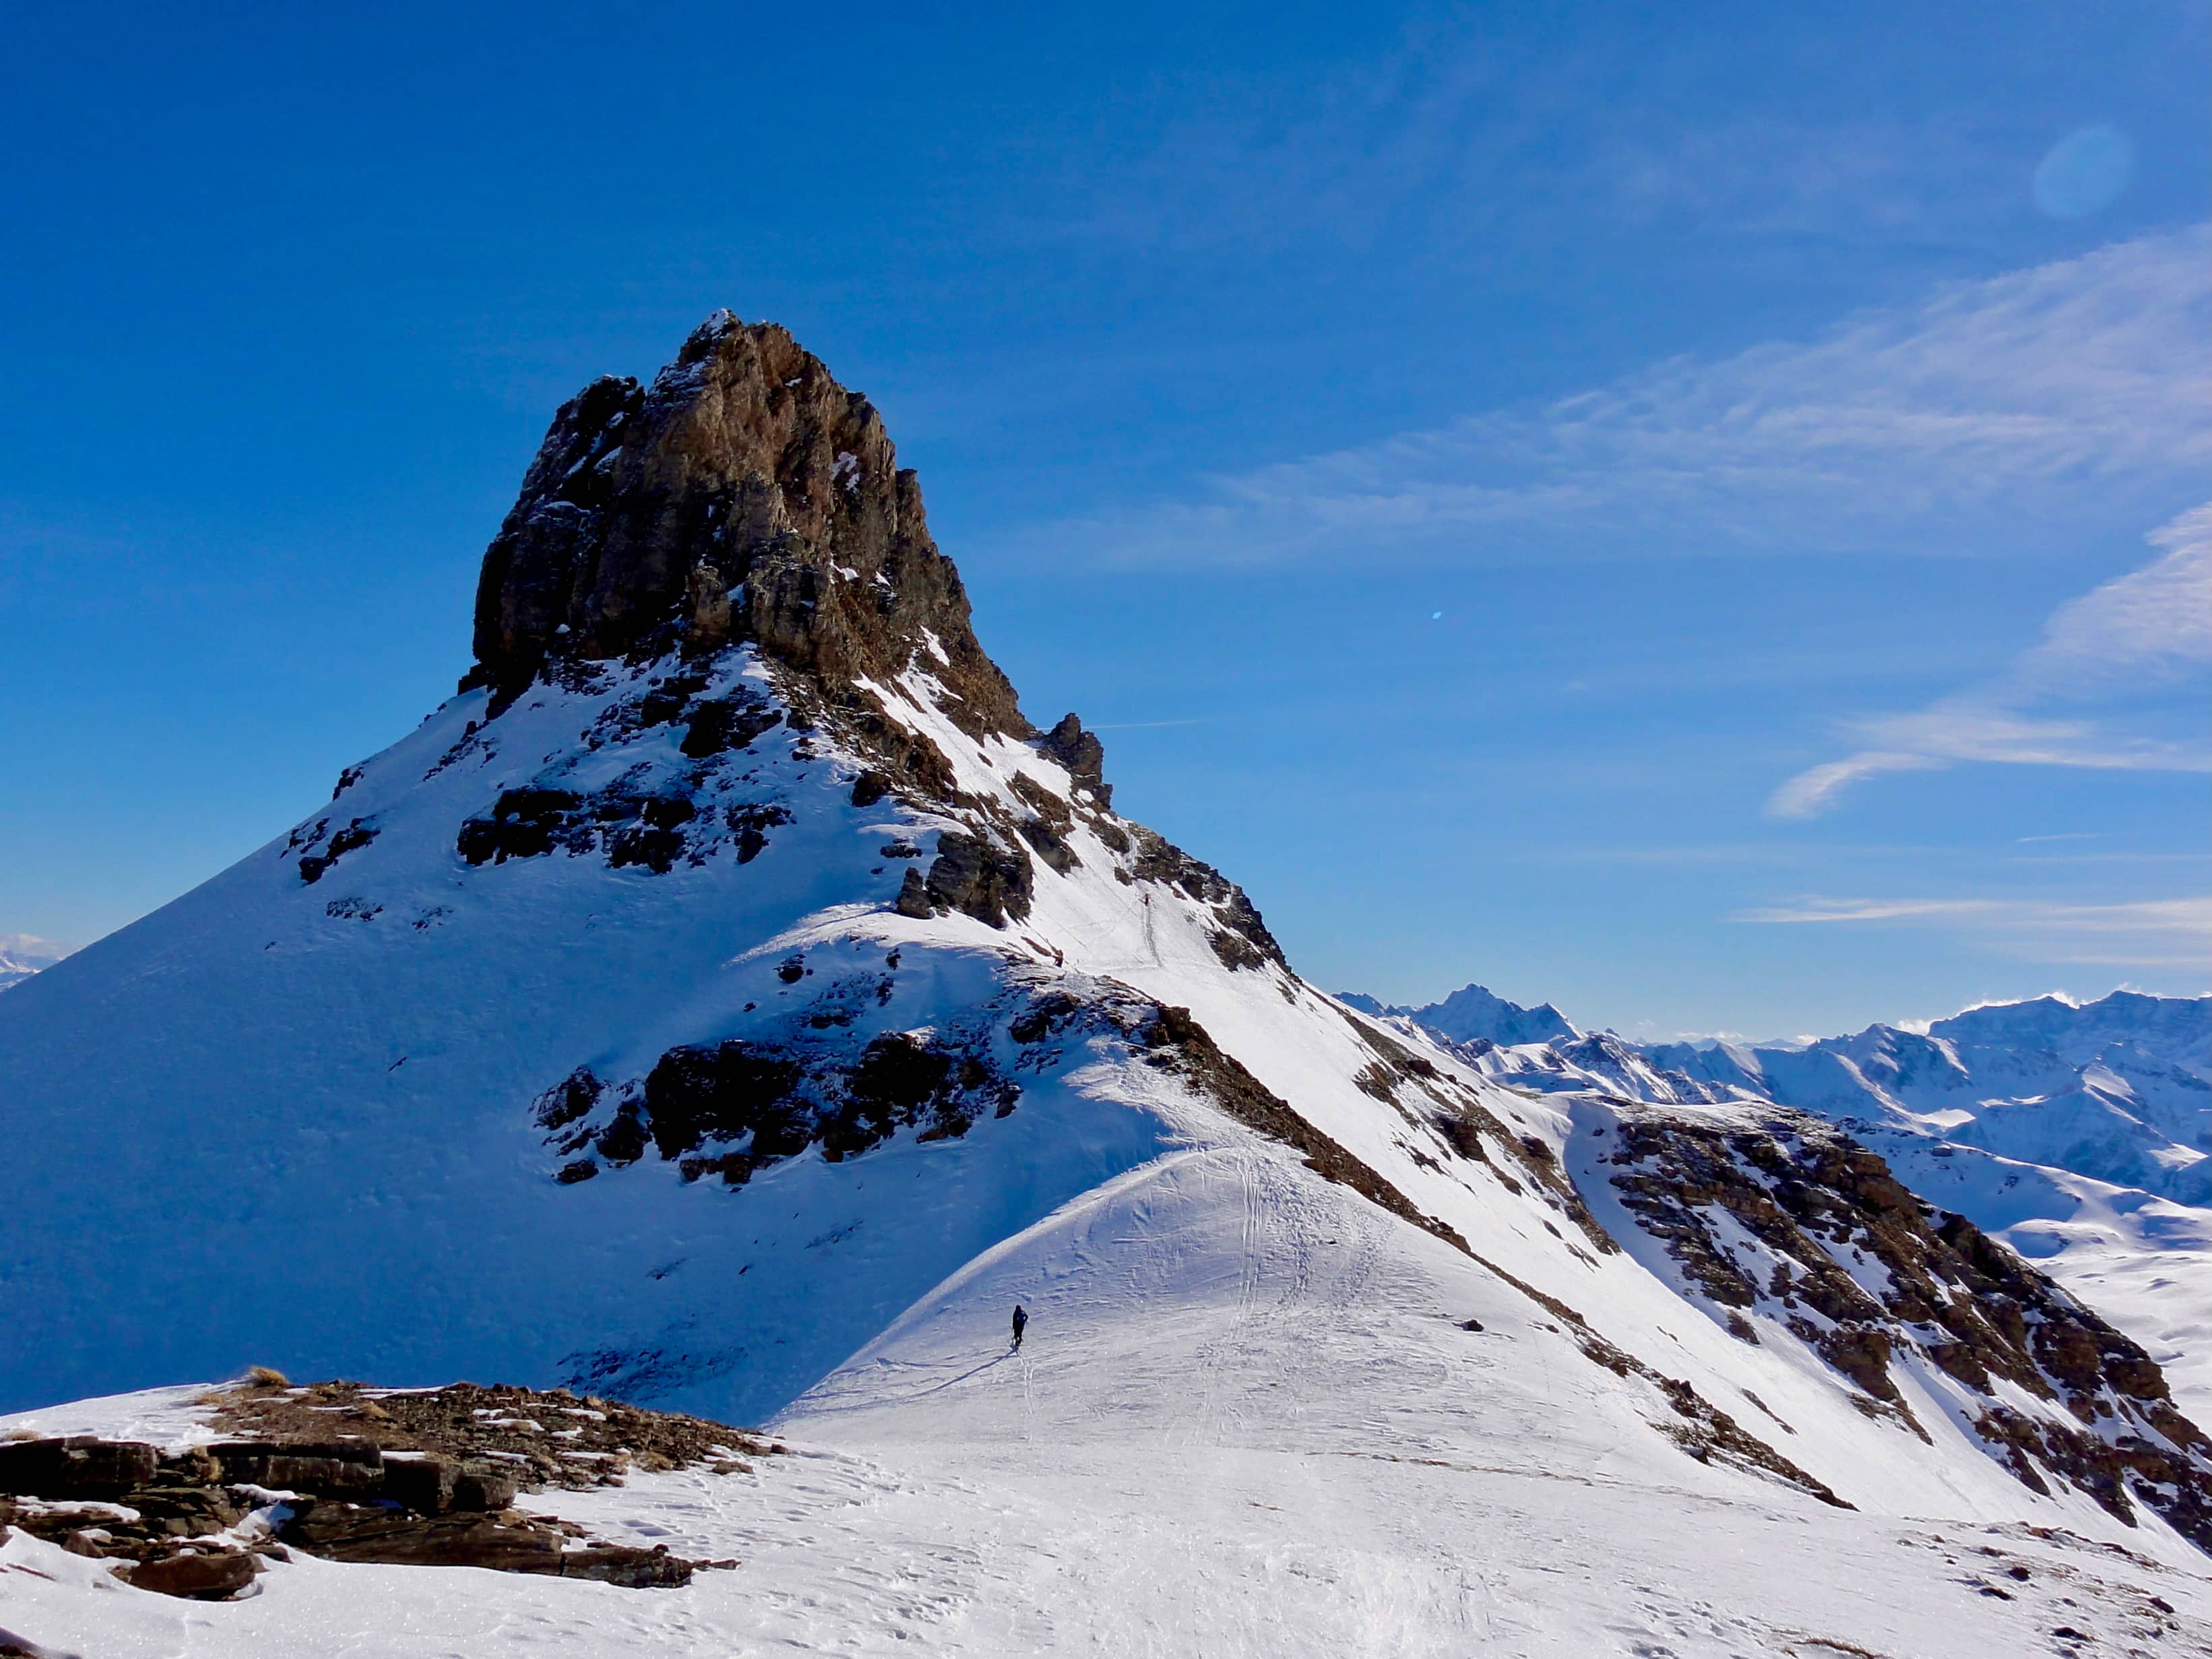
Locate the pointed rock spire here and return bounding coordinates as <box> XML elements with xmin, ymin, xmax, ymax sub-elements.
<box><xmin>469</xmin><ymin>313</ymin><xmax>1026</xmax><ymax>741</ymax></box>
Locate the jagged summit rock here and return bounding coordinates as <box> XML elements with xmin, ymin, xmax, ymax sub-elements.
<box><xmin>470</xmin><ymin>312</ymin><xmax>1024</xmax><ymax>742</ymax></box>
<box><xmin>455</xmin><ymin>315</ymin><xmax>1176</xmax><ymax>939</ymax></box>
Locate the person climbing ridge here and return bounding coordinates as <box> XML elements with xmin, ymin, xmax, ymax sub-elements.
<box><xmin>1011</xmin><ymin>1303</ymin><xmax>1028</xmax><ymax>1352</ymax></box>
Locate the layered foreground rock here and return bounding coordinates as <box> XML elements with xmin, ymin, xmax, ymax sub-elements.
<box><xmin>0</xmin><ymin>1379</ymin><xmax>765</xmax><ymax>1599</ymax></box>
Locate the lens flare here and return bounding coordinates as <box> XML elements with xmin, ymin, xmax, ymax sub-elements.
<box><xmin>2033</xmin><ymin>125</ymin><xmax>2134</xmax><ymax>218</ymax></box>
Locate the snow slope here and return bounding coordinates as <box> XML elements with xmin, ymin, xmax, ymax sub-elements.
<box><xmin>7</xmin><ymin>1158</ymin><xmax>2211</xmax><ymax>1657</ymax></box>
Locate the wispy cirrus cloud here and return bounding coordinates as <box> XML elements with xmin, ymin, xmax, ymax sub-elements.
<box><xmin>1017</xmin><ymin>226</ymin><xmax>2208</xmax><ymax>569</ymax></box>
<box><xmin>1768</xmin><ymin>501</ymin><xmax>2212</xmax><ymax>818</ymax></box>
<box><xmin>1736</xmin><ymin>894</ymin><xmax>2211</xmax><ymax>970</ymax></box>
<box><xmin>1038</xmin><ymin>15</ymin><xmax>2053</xmax><ymax>267</ymax></box>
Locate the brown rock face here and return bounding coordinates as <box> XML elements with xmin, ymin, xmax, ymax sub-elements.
<box><xmin>1598</xmin><ymin>1105</ymin><xmax>2212</xmax><ymax>1550</ymax></box>
<box><xmin>0</xmin><ymin>1435</ymin><xmax>158</xmax><ymax>1499</ymax></box>
<box><xmin>470</xmin><ymin>314</ymin><xmax>1025</xmax><ymax>739</ymax></box>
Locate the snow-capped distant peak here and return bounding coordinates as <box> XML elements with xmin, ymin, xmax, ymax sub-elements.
<box><xmin>0</xmin><ymin>932</ymin><xmax>72</xmax><ymax>991</ymax></box>
<box><xmin>1335</xmin><ymin>981</ymin><xmax>1579</xmax><ymax>1048</ymax></box>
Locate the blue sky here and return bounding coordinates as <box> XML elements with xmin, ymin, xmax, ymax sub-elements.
<box><xmin>1</xmin><ymin>1</ymin><xmax>2205</xmax><ymax>1038</ymax></box>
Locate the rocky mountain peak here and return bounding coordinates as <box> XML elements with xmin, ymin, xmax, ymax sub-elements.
<box><xmin>468</xmin><ymin>313</ymin><xmax>1025</xmax><ymax>742</ymax></box>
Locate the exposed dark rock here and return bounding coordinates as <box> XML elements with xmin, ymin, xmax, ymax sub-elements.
<box><xmin>125</xmin><ymin>1482</ymin><xmax>241</xmax><ymax>1536</ymax></box>
<box><xmin>922</xmin><ymin>830</ymin><xmax>1034</xmax><ymax>927</ymax></box>
<box><xmin>455</xmin><ymin>766</ymin><xmax>791</xmax><ymax>875</ymax></box>
<box><xmin>4</xmin><ymin>1383</ymin><xmax>771</xmax><ymax>1594</ymax></box>
<box><xmin>1009</xmin><ymin>991</ymin><xmax>1081</xmax><ymax>1045</ymax></box>
<box><xmin>117</xmin><ymin>1548</ymin><xmax>259</xmax><ymax>1600</ymax></box>
<box><xmin>453</xmin><ymin>1462</ymin><xmax>521</xmax><ymax>1512</ymax></box>
<box><xmin>533</xmin><ymin>1068</ymin><xmax>603</xmax><ymax>1131</ymax></box>
<box><xmin>208</xmin><ymin>1440</ymin><xmax>384</xmax><ymax>1495</ymax></box>
<box><xmin>594</xmin><ymin>1104</ymin><xmax>650</xmax><ymax>1166</ymax></box>
<box><xmin>606</xmin><ymin>822</ymin><xmax>687</xmax><ymax>873</ymax></box>
<box><xmin>542</xmin><ymin>1019</ymin><xmax>1020</xmax><ymax>1183</ymax></box>
<box><xmin>1345</xmin><ymin>1016</ymin><xmax>1616</xmax><ymax>1255</ymax></box>
<box><xmin>207</xmin><ymin>1377</ymin><xmax>773</xmax><ymax>1493</ymax></box>
<box><xmin>0</xmin><ymin>1436</ymin><xmax>158</xmax><ymax>1499</ymax></box>
<box><xmin>726</xmin><ymin>802</ymin><xmax>792</xmax><ymax>864</ymax></box>
<box><xmin>1038</xmin><ymin>713</ymin><xmax>1110</xmax><ymax>808</ymax></box>
<box><xmin>823</xmin><ymin>1034</ymin><xmax>958</xmax><ymax>1159</ymax></box>
<box><xmin>1009</xmin><ymin>774</ymin><xmax>1081</xmax><ymax>875</ymax></box>
<box><xmin>1208</xmin><ymin>929</ymin><xmax>1267</xmax><ymax>972</ymax></box>
<box><xmin>470</xmin><ymin>315</ymin><xmax>1028</xmax><ymax>748</ymax></box>
<box><xmin>280</xmin><ymin>1501</ymin><xmax>567</xmax><ymax>1573</ymax></box>
<box><xmin>457</xmin><ymin>789</ymin><xmax>583</xmax><ymax>865</ymax></box>
<box><xmin>830</xmin><ymin>699</ymin><xmax>961</xmax><ymax>801</ymax></box>
<box><xmin>683</xmin><ymin>562</ymin><xmax>733</xmax><ymax>656</ymax></box>
<box><xmin>681</xmin><ymin>691</ymin><xmax>781</xmax><ymax>758</ymax></box>
<box><xmin>848</xmin><ymin>1032</ymin><xmax>953</xmax><ymax>1110</ymax></box>
<box><xmin>893</xmin><ymin>867</ymin><xmax>932</xmax><ymax>918</ymax></box>
<box><xmin>296</xmin><ymin>819</ymin><xmax>377</xmax><ymax>885</ymax></box>
<box><xmin>1599</xmin><ymin>1105</ymin><xmax>2212</xmax><ymax>1547</ymax></box>
<box><xmin>641</xmin><ymin>1041</ymin><xmax>809</xmax><ymax>1162</ymax></box>
<box><xmin>381</xmin><ymin>1455</ymin><xmax>457</xmax><ymax>1515</ymax></box>
<box><xmin>561</xmin><ymin>1544</ymin><xmax>696</xmax><ymax>1588</ymax></box>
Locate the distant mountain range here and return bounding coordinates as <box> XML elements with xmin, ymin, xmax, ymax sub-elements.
<box><xmin>1348</xmin><ymin>980</ymin><xmax>2210</xmax><ymax>1411</ymax></box>
<box><xmin>0</xmin><ymin>933</ymin><xmax>70</xmax><ymax>992</ymax></box>
<box><xmin>1337</xmin><ymin>982</ymin><xmax>1578</xmax><ymax>1047</ymax></box>
<box><xmin>1348</xmin><ymin>982</ymin><xmax>2207</xmax><ymax>1202</ymax></box>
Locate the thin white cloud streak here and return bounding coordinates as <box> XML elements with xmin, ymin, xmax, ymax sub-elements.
<box><xmin>1998</xmin><ymin>501</ymin><xmax>2212</xmax><ymax>697</ymax></box>
<box><xmin>1019</xmin><ymin>226</ymin><xmax>2209</xmax><ymax>569</ymax></box>
<box><xmin>1769</xmin><ymin>501</ymin><xmax>2212</xmax><ymax>817</ymax></box>
<box><xmin>1041</xmin><ymin>15</ymin><xmax>2044</xmax><ymax>266</ymax></box>
<box><xmin>1736</xmin><ymin>894</ymin><xmax>2211</xmax><ymax>970</ymax></box>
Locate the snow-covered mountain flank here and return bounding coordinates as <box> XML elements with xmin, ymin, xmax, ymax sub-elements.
<box><xmin>3</xmin><ymin>315</ymin><xmax>2209</xmax><ymax>1655</ymax></box>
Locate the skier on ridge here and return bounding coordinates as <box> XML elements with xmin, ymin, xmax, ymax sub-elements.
<box><xmin>1011</xmin><ymin>1304</ymin><xmax>1028</xmax><ymax>1352</ymax></box>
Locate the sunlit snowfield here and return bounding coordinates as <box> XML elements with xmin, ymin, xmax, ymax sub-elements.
<box><xmin>9</xmin><ymin>1142</ymin><xmax>2208</xmax><ymax>1657</ymax></box>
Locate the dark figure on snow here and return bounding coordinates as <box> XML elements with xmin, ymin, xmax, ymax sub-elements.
<box><xmin>1011</xmin><ymin>1304</ymin><xmax>1028</xmax><ymax>1352</ymax></box>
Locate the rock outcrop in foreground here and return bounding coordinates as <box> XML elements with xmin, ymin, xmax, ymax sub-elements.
<box><xmin>0</xmin><ymin>1377</ymin><xmax>767</xmax><ymax>1599</ymax></box>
